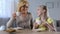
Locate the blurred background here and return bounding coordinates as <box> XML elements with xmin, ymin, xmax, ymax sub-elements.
<box><xmin>0</xmin><ymin>0</ymin><xmax>60</xmax><ymax>31</ymax></box>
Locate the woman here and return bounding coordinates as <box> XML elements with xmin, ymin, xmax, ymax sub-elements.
<box><xmin>33</xmin><ymin>5</ymin><xmax>56</xmax><ymax>32</ymax></box>
<box><xmin>6</xmin><ymin>0</ymin><xmax>33</xmax><ymax>30</ymax></box>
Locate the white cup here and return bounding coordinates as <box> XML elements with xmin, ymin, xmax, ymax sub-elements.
<box><xmin>36</xmin><ymin>20</ymin><xmax>41</xmax><ymax>24</ymax></box>
<box><xmin>16</xmin><ymin>12</ymin><xmax>20</xmax><ymax>16</ymax></box>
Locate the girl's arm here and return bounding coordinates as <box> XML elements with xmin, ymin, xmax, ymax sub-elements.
<box><xmin>44</xmin><ymin>21</ymin><xmax>56</xmax><ymax>31</ymax></box>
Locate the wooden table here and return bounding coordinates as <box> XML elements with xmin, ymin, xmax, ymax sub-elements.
<box><xmin>0</xmin><ymin>30</ymin><xmax>60</xmax><ymax>34</ymax></box>
<box><xmin>0</xmin><ymin>31</ymin><xmax>10</xmax><ymax>34</ymax></box>
<box><xmin>13</xmin><ymin>29</ymin><xmax>60</xmax><ymax>34</ymax></box>
<box><xmin>15</xmin><ymin>32</ymin><xmax>60</xmax><ymax>34</ymax></box>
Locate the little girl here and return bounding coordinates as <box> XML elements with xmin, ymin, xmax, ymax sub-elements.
<box><xmin>33</xmin><ymin>5</ymin><xmax>56</xmax><ymax>32</ymax></box>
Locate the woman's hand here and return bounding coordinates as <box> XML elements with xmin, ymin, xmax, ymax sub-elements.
<box><xmin>12</xmin><ymin>12</ymin><xmax>16</xmax><ymax>19</ymax></box>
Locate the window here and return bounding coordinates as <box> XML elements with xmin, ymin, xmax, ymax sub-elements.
<box><xmin>0</xmin><ymin>0</ymin><xmax>14</xmax><ymax>18</ymax></box>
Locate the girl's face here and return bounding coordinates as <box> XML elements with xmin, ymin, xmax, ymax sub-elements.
<box><xmin>37</xmin><ymin>7</ymin><xmax>45</xmax><ymax>16</ymax></box>
<box><xmin>20</xmin><ymin>4</ymin><xmax>29</xmax><ymax>14</ymax></box>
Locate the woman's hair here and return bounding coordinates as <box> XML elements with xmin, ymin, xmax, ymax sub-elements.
<box><xmin>17</xmin><ymin>0</ymin><xmax>29</xmax><ymax>12</ymax></box>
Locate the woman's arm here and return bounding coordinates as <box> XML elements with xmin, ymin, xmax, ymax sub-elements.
<box><xmin>6</xmin><ymin>17</ymin><xmax>15</xmax><ymax>28</ymax></box>
<box><xmin>6</xmin><ymin>12</ymin><xmax>16</xmax><ymax>28</ymax></box>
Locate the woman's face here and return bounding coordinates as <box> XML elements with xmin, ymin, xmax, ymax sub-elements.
<box><xmin>20</xmin><ymin>4</ymin><xmax>29</xmax><ymax>14</ymax></box>
<box><xmin>37</xmin><ymin>7</ymin><xmax>44</xmax><ymax>16</ymax></box>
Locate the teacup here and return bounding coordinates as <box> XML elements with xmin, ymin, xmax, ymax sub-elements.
<box><xmin>16</xmin><ymin>12</ymin><xmax>20</xmax><ymax>16</ymax></box>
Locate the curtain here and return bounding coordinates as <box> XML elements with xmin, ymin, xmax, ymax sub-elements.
<box><xmin>0</xmin><ymin>0</ymin><xmax>15</xmax><ymax>18</ymax></box>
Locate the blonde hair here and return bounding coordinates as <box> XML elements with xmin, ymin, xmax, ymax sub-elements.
<box><xmin>39</xmin><ymin>5</ymin><xmax>48</xmax><ymax>19</ymax></box>
<box><xmin>17</xmin><ymin>0</ymin><xmax>29</xmax><ymax>12</ymax></box>
<box><xmin>39</xmin><ymin>5</ymin><xmax>47</xmax><ymax>16</ymax></box>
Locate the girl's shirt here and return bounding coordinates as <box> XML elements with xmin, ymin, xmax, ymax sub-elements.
<box><xmin>35</xmin><ymin>17</ymin><xmax>53</xmax><ymax>31</ymax></box>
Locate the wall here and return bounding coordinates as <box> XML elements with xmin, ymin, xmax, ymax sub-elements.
<box><xmin>28</xmin><ymin>0</ymin><xmax>60</xmax><ymax>20</ymax></box>
<box><xmin>0</xmin><ymin>0</ymin><xmax>14</xmax><ymax>18</ymax></box>
<box><xmin>0</xmin><ymin>0</ymin><xmax>60</xmax><ymax>20</ymax></box>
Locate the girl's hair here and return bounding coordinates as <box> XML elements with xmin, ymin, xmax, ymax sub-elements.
<box><xmin>39</xmin><ymin>5</ymin><xmax>47</xmax><ymax>13</ymax></box>
<box><xmin>39</xmin><ymin>5</ymin><xmax>48</xmax><ymax>18</ymax></box>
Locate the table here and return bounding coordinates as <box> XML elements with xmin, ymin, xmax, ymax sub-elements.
<box><xmin>13</xmin><ymin>29</ymin><xmax>60</xmax><ymax>34</ymax></box>
<box><xmin>0</xmin><ymin>31</ymin><xmax>10</xmax><ymax>34</ymax></box>
<box><xmin>0</xmin><ymin>30</ymin><xmax>60</xmax><ymax>34</ymax></box>
<box><xmin>15</xmin><ymin>32</ymin><xmax>60</xmax><ymax>34</ymax></box>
